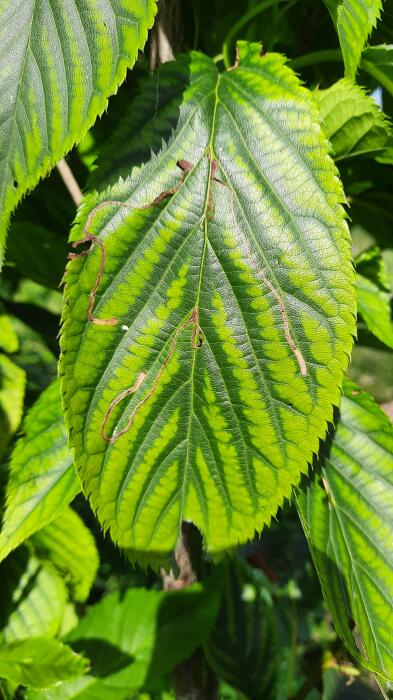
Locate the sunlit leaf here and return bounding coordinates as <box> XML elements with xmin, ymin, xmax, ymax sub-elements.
<box><xmin>356</xmin><ymin>247</ymin><xmax>393</xmax><ymax>349</ymax></box>
<box><xmin>0</xmin><ymin>0</ymin><xmax>157</xmax><ymax>264</ymax></box>
<box><xmin>0</xmin><ymin>548</ymin><xmax>67</xmax><ymax>642</ymax></box>
<box><xmin>316</xmin><ymin>78</ymin><xmax>393</xmax><ymax>161</ymax></box>
<box><xmin>0</xmin><ymin>381</ymin><xmax>80</xmax><ymax>563</ymax></box>
<box><xmin>0</xmin><ymin>638</ymin><xmax>87</xmax><ymax>690</ymax></box>
<box><xmin>297</xmin><ymin>380</ymin><xmax>393</xmax><ymax>688</ymax></box>
<box><xmin>0</xmin><ymin>305</ymin><xmax>18</xmax><ymax>354</ymax></box>
<box><xmin>61</xmin><ymin>43</ymin><xmax>355</xmax><ymax>562</ymax></box>
<box><xmin>32</xmin><ymin>507</ymin><xmax>99</xmax><ymax>603</ymax></box>
<box><xmin>0</xmin><ymin>355</ymin><xmax>25</xmax><ymax>459</ymax></box>
<box><xmin>323</xmin><ymin>0</ymin><xmax>383</xmax><ymax>78</ymax></box>
<box><xmin>27</xmin><ymin>574</ymin><xmax>222</xmax><ymax>699</ymax></box>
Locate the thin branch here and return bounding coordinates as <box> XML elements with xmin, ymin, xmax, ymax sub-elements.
<box><xmin>150</xmin><ymin>0</ymin><xmax>181</xmax><ymax>68</ymax></box>
<box><xmin>56</xmin><ymin>158</ymin><xmax>83</xmax><ymax>207</ymax></box>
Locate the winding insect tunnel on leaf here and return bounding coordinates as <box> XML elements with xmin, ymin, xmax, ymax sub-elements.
<box><xmin>60</xmin><ymin>42</ymin><xmax>356</xmax><ymax>561</ymax></box>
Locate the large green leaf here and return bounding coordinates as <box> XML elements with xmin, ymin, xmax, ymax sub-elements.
<box><xmin>0</xmin><ymin>0</ymin><xmax>157</xmax><ymax>264</ymax></box>
<box><xmin>356</xmin><ymin>247</ymin><xmax>393</xmax><ymax>349</ymax></box>
<box><xmin>323</xmin><ymin>0</ymin><xmax>383</xmax><ymax>78</ymax></box>
<box><xmin>32</xmin><ymin>507</ymin><xmax>99</xmax><ymax>603</ymax></box>
<box><xmin>205</xmin><ymin>558</ymin><xmax>279</xmax><ymax>700</ymax></box>
<box><xmin>0</xmin><ymin>638</ymin><xmax>87</xmax><ymax>690</ymax></box>
<box><xmin>60</xmin><ymin>43</ymin><xmax>356</xmax><ymax>561</ymax></box>
<box><xmin>316</xmin><ymin>78</ymin><xmax>393</xmax><ymax>161</ymax></box>
<box><xmin>28</xmin><ymin>574</ymin><xmax>222</xmax><ymax>699</ymax></box>
<box><xmin>0</xmin><ymin>548</ymin><xmax>67</xmax><ymax>642</ymax></box>
<box><xmin>0</xmin><ymin>355</ymin><xmax>25</xmax><ymax>459</ymax></box>
<box><xmin>0</xmin><ymin>380</ymin><xmax>80</xmax><ymax>563</ymax></box>
<box><xmin>297</xmin><ymin>380</ymin><xmax>393</xmax><ymax>687</ymax></box>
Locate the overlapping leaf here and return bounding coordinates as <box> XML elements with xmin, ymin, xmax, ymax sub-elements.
<box><xmin>297</xmin><ymin>380</ymin><xmax>393</xmax><ymax>686</ymax></box>
<box><xmin>0</xmin><ymin>638</ymin><xmax>87</xmax><ymax>690</ymax></box>
<box><xmin>0</xmin><ymin>380</ymin><xmax>80</xmax><ymax>562</ymax></box>
<box><xmin>28</xmin><ymin>575</ymin><xmax>222</xmax><ymax>699</ymax></box>
<box><xmin>356</xmin><ymin>247</ymin><xmax>393</xmax><ymax>348</ymax></box>
<box><xmin>362</xmin><ymin>45</ymin><xmax>393</xmax><ymax>97</ymax></box>
<box><xmin>32</xmin><ymin>507</ymin><xmax>99</xmax><ymax>603</ymax></box>
<box><xmin>61</xmin><ymin>43</ymin><xmax>356</xmax><ymax>561</ymax></box>
<box><xmin>0</xmin><ymin>0</ymin><xmax>157</xmax><ymax>264</ymax></box>
<box><xmin>323</xmin><ymin>0</ymin><xmax>383</xmax><ymax>78</ymax></box>
<box><xmin>316</xmin><ymin>79</ymin><xmax>393</xmax><ymax>160</ymax></box>
<box><xmin>0</xmin><ymin>548</ymin><xmax>67</xmax><ymax>642</ymax></box>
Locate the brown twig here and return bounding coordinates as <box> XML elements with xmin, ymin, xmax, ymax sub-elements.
<box><xmin>162</xmin><ymin>524</ymin><xmax>219</xmax><ymax>700</ymax></box>
<box><xmin>56</xmin><ymin>158</ymin><xmax>83</xmax><ymax>207</ymax></box>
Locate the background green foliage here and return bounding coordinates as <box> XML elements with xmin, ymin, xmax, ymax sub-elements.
<box><xmin>1</xmin><ymin>0</ymin><xmax>393</xmax><ymax>699</ymax></box>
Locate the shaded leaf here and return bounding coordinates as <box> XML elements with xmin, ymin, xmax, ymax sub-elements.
<box><xmin>0</xmin><ymin>380</ymin><xmax>80</xmax><ymax>563</ymax></box>
<box><xmin>0</xmin><ymin>637</ymin><xmax>87</xmax><ymax>690</ymax></box>
<box><xmin>323</xmin><ymin>0</ymin><xmax>382</xmax><ymax>78</ymax></box>
<box><xmin>356</xmin><ymin>247</ymin><xmax>393</xmax><ymax>349</ymax></box>
<box><xmin>297</xmin><ymin>380</ymin><xmax>393</xmax><ymax>686</ymax></box>
<box><xmin>0</xmin><ymin>0</ymin><xmax>157</xmax><ymax>263</ymax></box>
<box><xmin>27</xmin><ymin>573</ymin><xmax>222</xmax><ymax>699</ymax></box>
<box><xmin>60</xmin><ymin>43</ymin><xmax>355</xmax><ymax>562</ymax></box>
<box><xmin>362</xmin><ymin>45</ymin><xmax>393</xmax><ymax>97</ymax></box>
<box><xmin>5</xmin><ymin>316</ymin><xmax>57</xmax><ymax>394</ymax></box>
<box><xmin>316</xmin><ymin>78</ymin><xmax>393</xmax><ymax>160</ymax></box>
<box><xmin>32</xmin><ymin>507</ymin><xmax>99</xmax><ymax>603</ymax></box>
<box><xmin>6</xmin><ymin>221</ymin><xmax>68</xmax><ymax>289</ymax></box>
<box><xmin>205</xmin><ymin>558</ymin><xmax>279</xmax><ymax>700</ymax></box>
<box><xmin>0</xmin><ymin>355</ymin><xmax>25</xmax><ymax>459</ymax></box>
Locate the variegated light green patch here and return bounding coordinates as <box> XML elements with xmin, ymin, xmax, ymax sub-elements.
<box><xmin>0</xmin><ymin>0</ymin><xmax>157</xmax><ymax>264</ymax></box>
<box><xmin>61</xmin><ymin>43</ymin><xmax>356</xmax><ymax>563</ymax></box>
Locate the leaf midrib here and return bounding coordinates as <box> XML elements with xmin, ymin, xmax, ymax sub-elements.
<box><xmin>181</xmin><ymin>74</ymin><xmax>222</xmax><ymax>517</ymax></box>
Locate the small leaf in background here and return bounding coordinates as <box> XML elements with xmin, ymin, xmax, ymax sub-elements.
<box><xmin>6</xmin><ymin>222</ymin><xmax>68</xmax><ymax>290</ymax></box>
<box><xmin>0</xmin><ymin>355</ymin><xmax>25</xmax><ymax>459</ymax></box>
<box><xmin>61</xmin><ymin>43</ymin><xmax>355</xmax><ymax>562</ymax></box>
<box><xmin>0</xmin><ymin>637</ymin><xmax>87</xmax><ymax>690</ymax></box>
<box><xmin>297</xmin><ymin>380</ymin><xmax>393</xmax><ymax>689</ymax></box>
<box><xmin>0</xmin><ymin>380</ymin><xmax>80</xmax><ymax>563</ymax></box>
<box><xmin>0</xmin><ymin>304</ymin><xmax>18</xmax><ymax>354</ymax></box>
<box><xmin>356</xmin><ymin>246</ymin><xmax>393</xmax><ymax>349</ymax></box>
<box><xmin>27</xmin><ymin>572</ymin><xmax>222</xmax><ymax>699</ymax></box>
<box><xmin>316</xmin><ymin>79</ymin><xmax>393</xmax><ymax>161</ymax></box>
<box><xmin>205</xmin><ymin>557</ymin><xmax>279</xmax><ymax>700</ymax></box>
<box><xmin>0</xmin><ymin>548</ymin><xmax>67</xmax><ymax>642</ymax></box>
<box><xmin>323</xmin><ymin>0</ymin><xmax>382</xmax><ymax>78</ymax></box>
<box><xmin>32</xmin><ymin>507</ymin><xmax>99</xmax><ymax>603</ymax></box>
<box><xmin>0</xmin><ymin>0</ymin><xmax>157</xmax><ymax>264</ymax></box>
<box><xmin>362</xmin><ymin>45</ymin><xmax>393</xmax><ymax>98</ymax></box>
